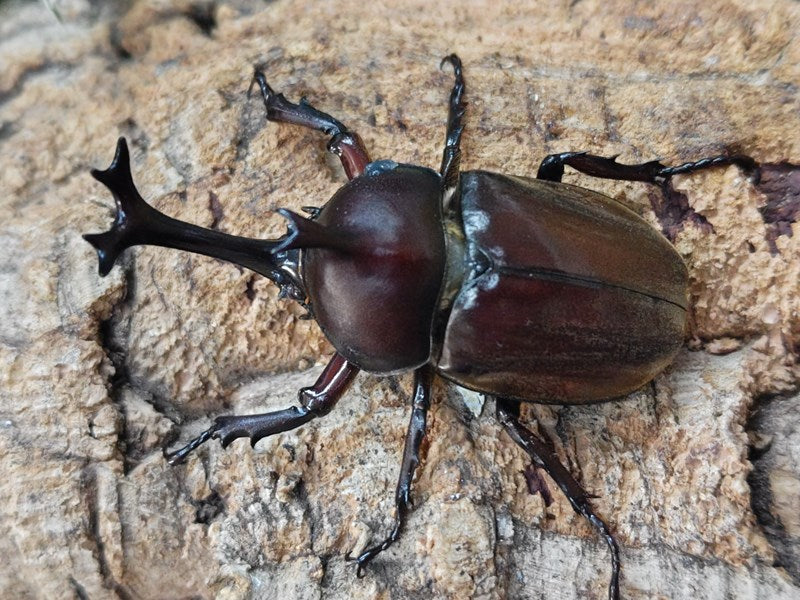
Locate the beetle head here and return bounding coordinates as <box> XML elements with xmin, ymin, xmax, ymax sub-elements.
<box><xmin>279</xmin><ymin>164</ymin><xmax>447</xmax><ymax>374</ymax></box>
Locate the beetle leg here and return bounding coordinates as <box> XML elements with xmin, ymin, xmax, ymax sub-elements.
<box><xmin>84</xmin><ymin>137</ymin><xmax>306</xmax><ymax>302</ymax></box>
<box><xmin>496</xmin><ymin>398</ymin><xmax>620</xmax><ymax>600</ymax></box>
<box><xmin>165</xmin><ymin>353</ymin><xmax>358</xmax><ymax>465</ymax></box>
<box><xmin>536</xmin><ymin>151</ymin><xmax>759</xmax><ymax>240</ymax></box>
<box><xmin>439</xmin><ymin>54</ymin><xmax>466</xmax><ymax>200</ymax></box>
<box><xmin>251</xmin><ymin>70</ymin><xmax>371</xmax><ymax>179</ymax></box>
<box><xmin>536</xmin><ymin>151</ymin><xmax>758</xmax><ymax>184</ymax></box>
<box><xmin>348</xmin><ymin>365</ymin><xmax>433</xmax><ymax>576</ymax></box>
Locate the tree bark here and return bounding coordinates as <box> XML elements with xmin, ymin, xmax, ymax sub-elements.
<box><xmin>1</xmin><ymin>0</ymin><xmax>798</xmax><ymax>598</ymax></box>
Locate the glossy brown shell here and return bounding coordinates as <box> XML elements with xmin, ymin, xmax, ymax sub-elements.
<box><xmin>303</xmin><ymin>164</ymin><xmax>446</xmax><ymax>373</ymax></box>
<box><xmin>436</xmin><ymin>171</ymin><xmax>688</xmax><ymax>404</ymax></box>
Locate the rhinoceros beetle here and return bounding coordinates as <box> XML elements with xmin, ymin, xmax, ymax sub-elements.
<box><xmin>84</xmin><ymin>55</ymin><xmax>759</xmax><ymax>599</ymax></box>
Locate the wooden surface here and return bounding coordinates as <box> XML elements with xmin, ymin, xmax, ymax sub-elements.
<box><xmin>1</xmin><ymin>0</ymin><xmax>799</xmax><ymax>598</ymax></box>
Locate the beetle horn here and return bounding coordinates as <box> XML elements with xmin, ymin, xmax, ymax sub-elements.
<box><xmin>83</xmin><ymin>137</ymin><xmax>149</xmax><ymax>275</ymax></box>
<box><xmin>84</xmin><ymin>137</ymin><xmax>306</xmax><ymax>302</ymax></box>
<box><xmin>273</xmin><ymin>208</ymin><xmax>357</xmax><ymax>253</ymax></box>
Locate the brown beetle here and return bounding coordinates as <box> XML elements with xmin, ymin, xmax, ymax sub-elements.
<box><xmin>84</xmin><ymin>55</ymin><xmax>758</xmax><ymax>599</ymax></box>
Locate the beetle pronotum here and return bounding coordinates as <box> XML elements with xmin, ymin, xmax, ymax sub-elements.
<box><xmin>84</xmin><ymin>55</ymin><xmax>758</xmax><ymax>599</ymax></box>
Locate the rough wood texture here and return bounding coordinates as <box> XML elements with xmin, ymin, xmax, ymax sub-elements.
<box><xmin>1</xmin><ymin>0</ymin><xmax>799</xmax><ymax>598</ymax></box>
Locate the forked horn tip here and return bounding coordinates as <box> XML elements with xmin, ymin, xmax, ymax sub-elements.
<box><xmin>111</xmin><ymin>137</ymin><xmax>130</xmax><ymax>165</ymax></box>
<box><xmin>271</xmin><ymin>208</ymin><xmax>303</xmax><ymax>253</ymax></box>
<box><xmin>91</xmin><ymin>137</ymin><xmax>133</xmax><ymax>186</ymax></box>
<box><xmin>82</xmin><ymin>232</ymin><xmax>121</xmax><ymax>276</ymax></box>
<box><xmin>89</xmin><ymin>167</ymin><xmax>107</xmax><ymax>184</ymax></box>
<box><xmin>272</xmin><ymin>208</ymin><xmax>355</xmax><ymax>254</ymax></box>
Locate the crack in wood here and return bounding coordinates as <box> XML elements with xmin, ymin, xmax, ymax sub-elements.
<box><xmin>80</xmin><ymin>466</ymin><xmax>135</xmax><ymax>600</ymax></box>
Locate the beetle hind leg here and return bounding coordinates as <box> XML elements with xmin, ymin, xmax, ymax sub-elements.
<box><xmin>165</xmin><ymin>353</ymin><xmax>358</xmax><ymax>464</ymax></box>
<box><xmin>250</xmin><ymin>70</ymin><xmax>371</xmax><ymax>179</ymax></box>
<box><xmin>536</xmin><ymin>151</ymin><xmax>758</xmax><ymax>184</ymax></box>
<box><xmin>496</xmin><ymin>398</ymin><xmax>621</xmax><ymax>600</ymax></box>
<box><xmin>347</xmin><ymin>365</ymin><xmax>433</xmax><ymax>575</ymax></box>
<box><xmin>536</xmin><ymin>151</ymin><xmax>759</xmax><ymax>241</ymax></box>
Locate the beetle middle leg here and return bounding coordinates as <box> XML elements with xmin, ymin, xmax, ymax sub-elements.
<box><xmin>496</xmin><ymin>398</ymin><xmax>620</xmax><ymax>600</ymax></box>
<box><xmin>251</xmin><ymin>70</ymin><xmax>371</xmax><ymax>179</ymax></box>
<box><xmin>348</xmin><ymin>365</ymin><xmax>433</xmax><ymax>575</ymax></box>
<box><xmin>439</xmin><ymin>54</ymin><xmax>466</xmax><ymax>196</ymax></box>
<box><xmin>165</xmin><ymin>353</ymin><xmax>359</xmax><ymax>464</ymax></box>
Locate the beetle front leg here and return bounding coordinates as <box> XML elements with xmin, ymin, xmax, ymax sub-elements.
<box><xmin>496</xmin><ymin>398</ymin><xmax>621</xmax><ymax>600</ymax></box>
<box><xmin>348</xmin><ymin>365</ymin><xmax>433</xmax><ymax>575</ymax></box>
<box><xmin>165</xmin><ymin>353</ymin><xmax>359</xmax><ymax>464</ymax></box>
<box><xmin>251</xmin><ymin>71</ymin><xmax>371</xmax><ymax>179</ymax></box>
